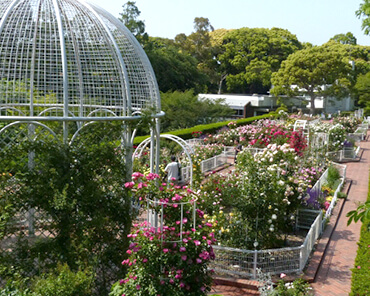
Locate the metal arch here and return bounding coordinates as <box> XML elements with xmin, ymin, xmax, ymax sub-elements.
<box><xmin>0</xmin><ymin>121</ymin><xmax>57</xmax><ymax>139</ymax></box>
<box><xmin>130</xmin><ymin>110</ymin><xmax>146</xmax><ymax>144</ymax></box>
<box><xmin>92</xmin><ymin>5</ymin><xmax>161</xmax><ymax>111</ymax></box>
<box><xmin>38</xmin><ymin>107</ymin><xmax>82</xmax><ymax>129</ymax></box>
<box><xmin>59</xmin><ymin>1</ymin><xmax>85</xmax><ymax>118</ymax></box>
<box><xmin>0</xmin><ymin>0</ymin><xmax>21</xmax><ymax>34</ymax></box>
<box><xmin>69</xmin><ymin>119</ymin><xmax>135</xmax><ymax>146</ymax></box>
<box><xmin>78</xmin><ymin>0</ymin><xmax>132</xmax><ymax>115</ymax></box>
<box><xmin>38</xmin><ymin>107</ymin><xmax>76</xmax><ymax>117</ymax></box>
<box><xmin>0</xmin><ymin>107</ymin><xmax>26</xmax><ymax>116</ymax></box>
<box><xmin>52</xmin><ymin>0</ymin><xmax>69</xmax><ymax>143</ymax></box>
<box><xmin>69</xmin><ymin>121</ymin><xmax>97</xmax><ymax>146</ymax></box>
<box><xmin>86</xmin><ymin>109</ymin><xmax>118</xmax><ymax>118</ymax></box>
<box><xmin>133</xmin><ymin>134</ymin><xmax>194</xmax><ymax>187</ymax></box>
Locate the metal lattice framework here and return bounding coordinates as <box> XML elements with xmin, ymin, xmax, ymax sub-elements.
<box><xmin>0</xmin><ymin>0</ymin><xmax>163</xmax><ymax>145</ymax></box>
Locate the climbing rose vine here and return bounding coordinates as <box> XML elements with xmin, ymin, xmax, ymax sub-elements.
<box><xmin>110</xmin><ymin>173</ymin><xmax>216</xmax><ymax>296</ymax></box>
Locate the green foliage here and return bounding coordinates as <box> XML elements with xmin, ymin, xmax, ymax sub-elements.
<box><xmin>31</xmin><ymin>264</ymin><xmax>93</xmax><ymax>296</ymax></box>
<box><xmin>326</xmin><ymin>166</ymin><xmax>341</xmax><ymax>189</ymax></box>
<box><xmin>271</xmin><ymin>42</ymin><xmax>353</xmax><ymax>114</ymax></box>
<box><xmin>0</xmin><ymin>122</ymin><xmax>132</xmax><ymax>294</ymax></box>
<box><xmin>356</xmin><ymin>0</ymin><xmax>370</xmax><ymax>35</ymax></box>
<box><xmin>355</xmin><ymin>72</ymin><xmax>370</xmax><ymax>116</ymax></box>
<box><xmin>0</xmin><ymin>276</ymin><xmax>33</xmax><ymax>296</ymax></box>
<box><xmin>119</xmin><ymin>1</ymin><xmax>148</xmax><ymax>44</ymax></box>
<box><xmin>160</xmin><ymin>90</ymin><xmax>234</xmax><ymax>132</ymax></box>
<box><xmin>267</xmin><ymin>278</ymin><xmax>314</xmax><ymax>295</ymax></box>
<box><xmin>330</xmin><ymin>32</ymin><xmax>357</xmax><ymax>45</ymax></box>
<box><xmin>349</xmin><ymin>172</ymin><xmax>370</xmax><ymax>295</ymax></box>
<box><xmin>145</xmin><ymin>38</ymin><xmax>208</xmax><ymax>93</ymax></box>
<box><xmin>110</xmin><ymin>174</ymin><xmax>215</xmax><ymax>296</ymax></box>
<box><xmin>347</xmin><ymin>201</ymin><xmax>370</xmax><ymax>227</ymax></box>
<box><xmin>218</xmin><ymin>27</ymin><xmax>302</xmax><ymax>94</ymax></box>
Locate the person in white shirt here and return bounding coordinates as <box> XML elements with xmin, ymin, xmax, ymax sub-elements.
<box><xmin>164</xmin><ymin>156</ymin><xmax>179</xmax><ymax>183</ymax></box>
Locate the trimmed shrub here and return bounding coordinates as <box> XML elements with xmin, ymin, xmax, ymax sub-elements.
<box><xmin>350</xmin><ymin>174</ymin><xmax>370</xmax><ymax>296</ymax></box>
<box><xmin>134</xmin><ymin>113</ymin><xmax>276</xmax><ymax>144</ymax></box>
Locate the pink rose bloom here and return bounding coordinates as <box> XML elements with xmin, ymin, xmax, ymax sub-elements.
<box><xmin>163</xmin><ymin>248</ymin><xmax>169</xmax><ymax>253</ymax></box>
<box><xmin>124</xmin><ymin>181</ymin><xmax>134</xmax><ymax>188</ymax></box>
<box><xmin>181</xmin><ymin>255</ymin><xmax>187</xmax><ymax>261</ymax></box>
<box><xmin>132</xmin><ymin>172</ymin><xmax>144</xmax><ymax>180</ymax></box>
<box><xmin>194</xmin><ymin>240</ymin><xmax>201</xmax><ymax>246</ymax></box>
<box><xmin>196</xmin><ymin>258</ymin><xmax>202</xmax><ymax>264</ymax></box>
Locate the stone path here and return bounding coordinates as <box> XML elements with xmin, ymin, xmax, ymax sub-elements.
<box><xmin>209</xmin><ymin>132</ymin><xmax>370</xmax><ymax>295</ymax></box>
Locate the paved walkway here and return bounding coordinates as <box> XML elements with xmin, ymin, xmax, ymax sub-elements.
<box><xmin>311</xmin><ymin>133</ymin><xmax>370</xmax><ymax>295</ymax></box>
<box><xmin>209</xmin><ymin>133</ymin><xmax>370</xmax><ymax>295</ymax></box>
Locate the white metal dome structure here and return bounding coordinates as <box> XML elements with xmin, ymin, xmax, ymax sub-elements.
<box><xmin>0</xmin><ymin>0</ymin><xmax>162</xmax><ymax>150</ymax></box>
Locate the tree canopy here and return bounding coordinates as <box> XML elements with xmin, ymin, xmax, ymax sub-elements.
<box><xmin>355</xmin><ymin>72</ymin><xmax>370</xmax><ymax>115</ymax></box>
<box><xmin>330</xmin><ymin>32</ymin><xmax>357</xmax><ymax>45</ymax></box>
<box><xmin>271</xmin><ymin>42</ymin><xmax>355</xmax><ymax>114</ymax></box>
<box><xmin>217</xmin><ymin>27</ymin><xmax>302</xmax><ymax>94</ymax></box>
<box><xmin>144</xmin><ymin>37</ymin><xmax>208</xmax><ymax>93</ymax></box>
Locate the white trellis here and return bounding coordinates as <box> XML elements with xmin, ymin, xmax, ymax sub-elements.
<box><xmin>293</xmin><ymin>119</ymin><xmax>310</xmax><ymax>144</ymax></box>
<box><xmin>133</xmin><ymin>134</ymin><xmax>195</xmax><ymax>186</ymax></box>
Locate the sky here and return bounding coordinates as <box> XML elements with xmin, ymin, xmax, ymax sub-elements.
<box><xmin>89</xmin><ymin>0</ymin><xmax>370</xmax><ymax>46</ymax></box>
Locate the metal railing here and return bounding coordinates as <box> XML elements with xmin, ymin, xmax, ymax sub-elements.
<box><xmin>200</xmin><ymin>153</ymin><xmax>228</xmax><ymax>173</ymax></box>
<box><xmin>210</xmin><ymin>210</ymin><xmax>323</xmax><ymax>278</ymax></box>
<box><xmin>185</xmin><ymin>138</ymin><xmax>203</xmax><ymax>147</ymax></box>
<box><xmin>326</xmin><ymin>147</ymin><xmax>361</xmax><ymax>162</ymax></box>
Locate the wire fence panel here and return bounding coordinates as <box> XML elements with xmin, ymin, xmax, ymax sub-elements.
<box><xmin>296</xmin><ymin>209</ymin><xmax>322</xmax><ymax>230</ymax></box>
<box><xmin>300</xmin><ymin>211</ymin><xmax>323</xmax><ymax>269</ymax></box>
<box><xmin>211</xmin><ymin>210</ymin><xmax>323</xmax><ymax>279</ymax></box>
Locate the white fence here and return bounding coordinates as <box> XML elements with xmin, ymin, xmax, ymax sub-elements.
<box><xmin>180</xmin><ymin>150</ymin><xmax>232</xmax><ymax>182</ymax></box>
<box><xmin>185</xmin><ymin>138</ymin><xmax>203</xmax><ymax>147</ymax></box>
<box><xmin>200</xmin><ymin>153</ymin><xmax>229</xmax><ymax>173</ymax></box>
<box><xmin>210</xmin><ymin>210</ymin><xmax>323</xmax><ymax>278</ymax></box>
<box><xmin>327</xmin><ymin>146</ymin><xmax>361</xmax><ymax>162</ymax></box>
<box><xmin>306</xmin><ymin>162</ymin><xmax>346</xmax><ymax>228</ymax></box>
<box><xmin>322</xmin><ymin>164</ymin><xmax>346</xmax><ymax>225</ymax></box>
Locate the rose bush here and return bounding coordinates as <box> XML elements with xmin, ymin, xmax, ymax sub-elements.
<box><xmin>111</xmin><ymin>173</ymin><xmax>216</xmax><ymax>296</ymax></box>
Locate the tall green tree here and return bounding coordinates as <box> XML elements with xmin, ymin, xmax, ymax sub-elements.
<box><xmin>356</xmin><ymin>0</ymin><xmax>370</xmax><ymax>35</ymax></box>
<box><xmin>175</xmin><ymin>17</ymin><xmax>214</xmax><ymax>62</ymax></box>
<box><xmin>119</xmin><ymin>1</ymin><xmax>148</xmax><ymax>44</ymax></box>
<box><xmin>271</xmin><ymin>42</ymin><xmax>354</xmax><ymax>114</ymax></box>
<box><xmin>217</xmin><ymin>27</ymin><xmax>302</xmax><ymax>94</ymax></box>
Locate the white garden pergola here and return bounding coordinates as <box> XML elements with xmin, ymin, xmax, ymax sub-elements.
<box><xmin>0</xmin><ymin>0</ymin><xmax>163</xmax><ymax>173</ymax></box>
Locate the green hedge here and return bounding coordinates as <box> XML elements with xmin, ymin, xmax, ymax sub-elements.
<box><xmin>133</xmin><ymin>113</ymin><xmax>276</xmax><ymax>145</ymax></box>
<box><xmin>350</xmin><ymin>173</ymin><xmax>370</xmax><ymax>296</ymax></box>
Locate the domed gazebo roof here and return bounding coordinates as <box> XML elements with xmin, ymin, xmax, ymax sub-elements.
<box><xmin>0</xmin><ymin>0</ymin><xmax>161</xmax><ymax>121</ymax></box>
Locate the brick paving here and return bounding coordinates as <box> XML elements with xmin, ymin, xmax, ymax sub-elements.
<box><xmin>209</xmin><ymin>132</ymin><xmax>370</xmax><ymax>295</ymax></box>
<box><xmin>310</xmin><ymin>133</ymin><xmax>370</xmax><ymax>295</ymax></box>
